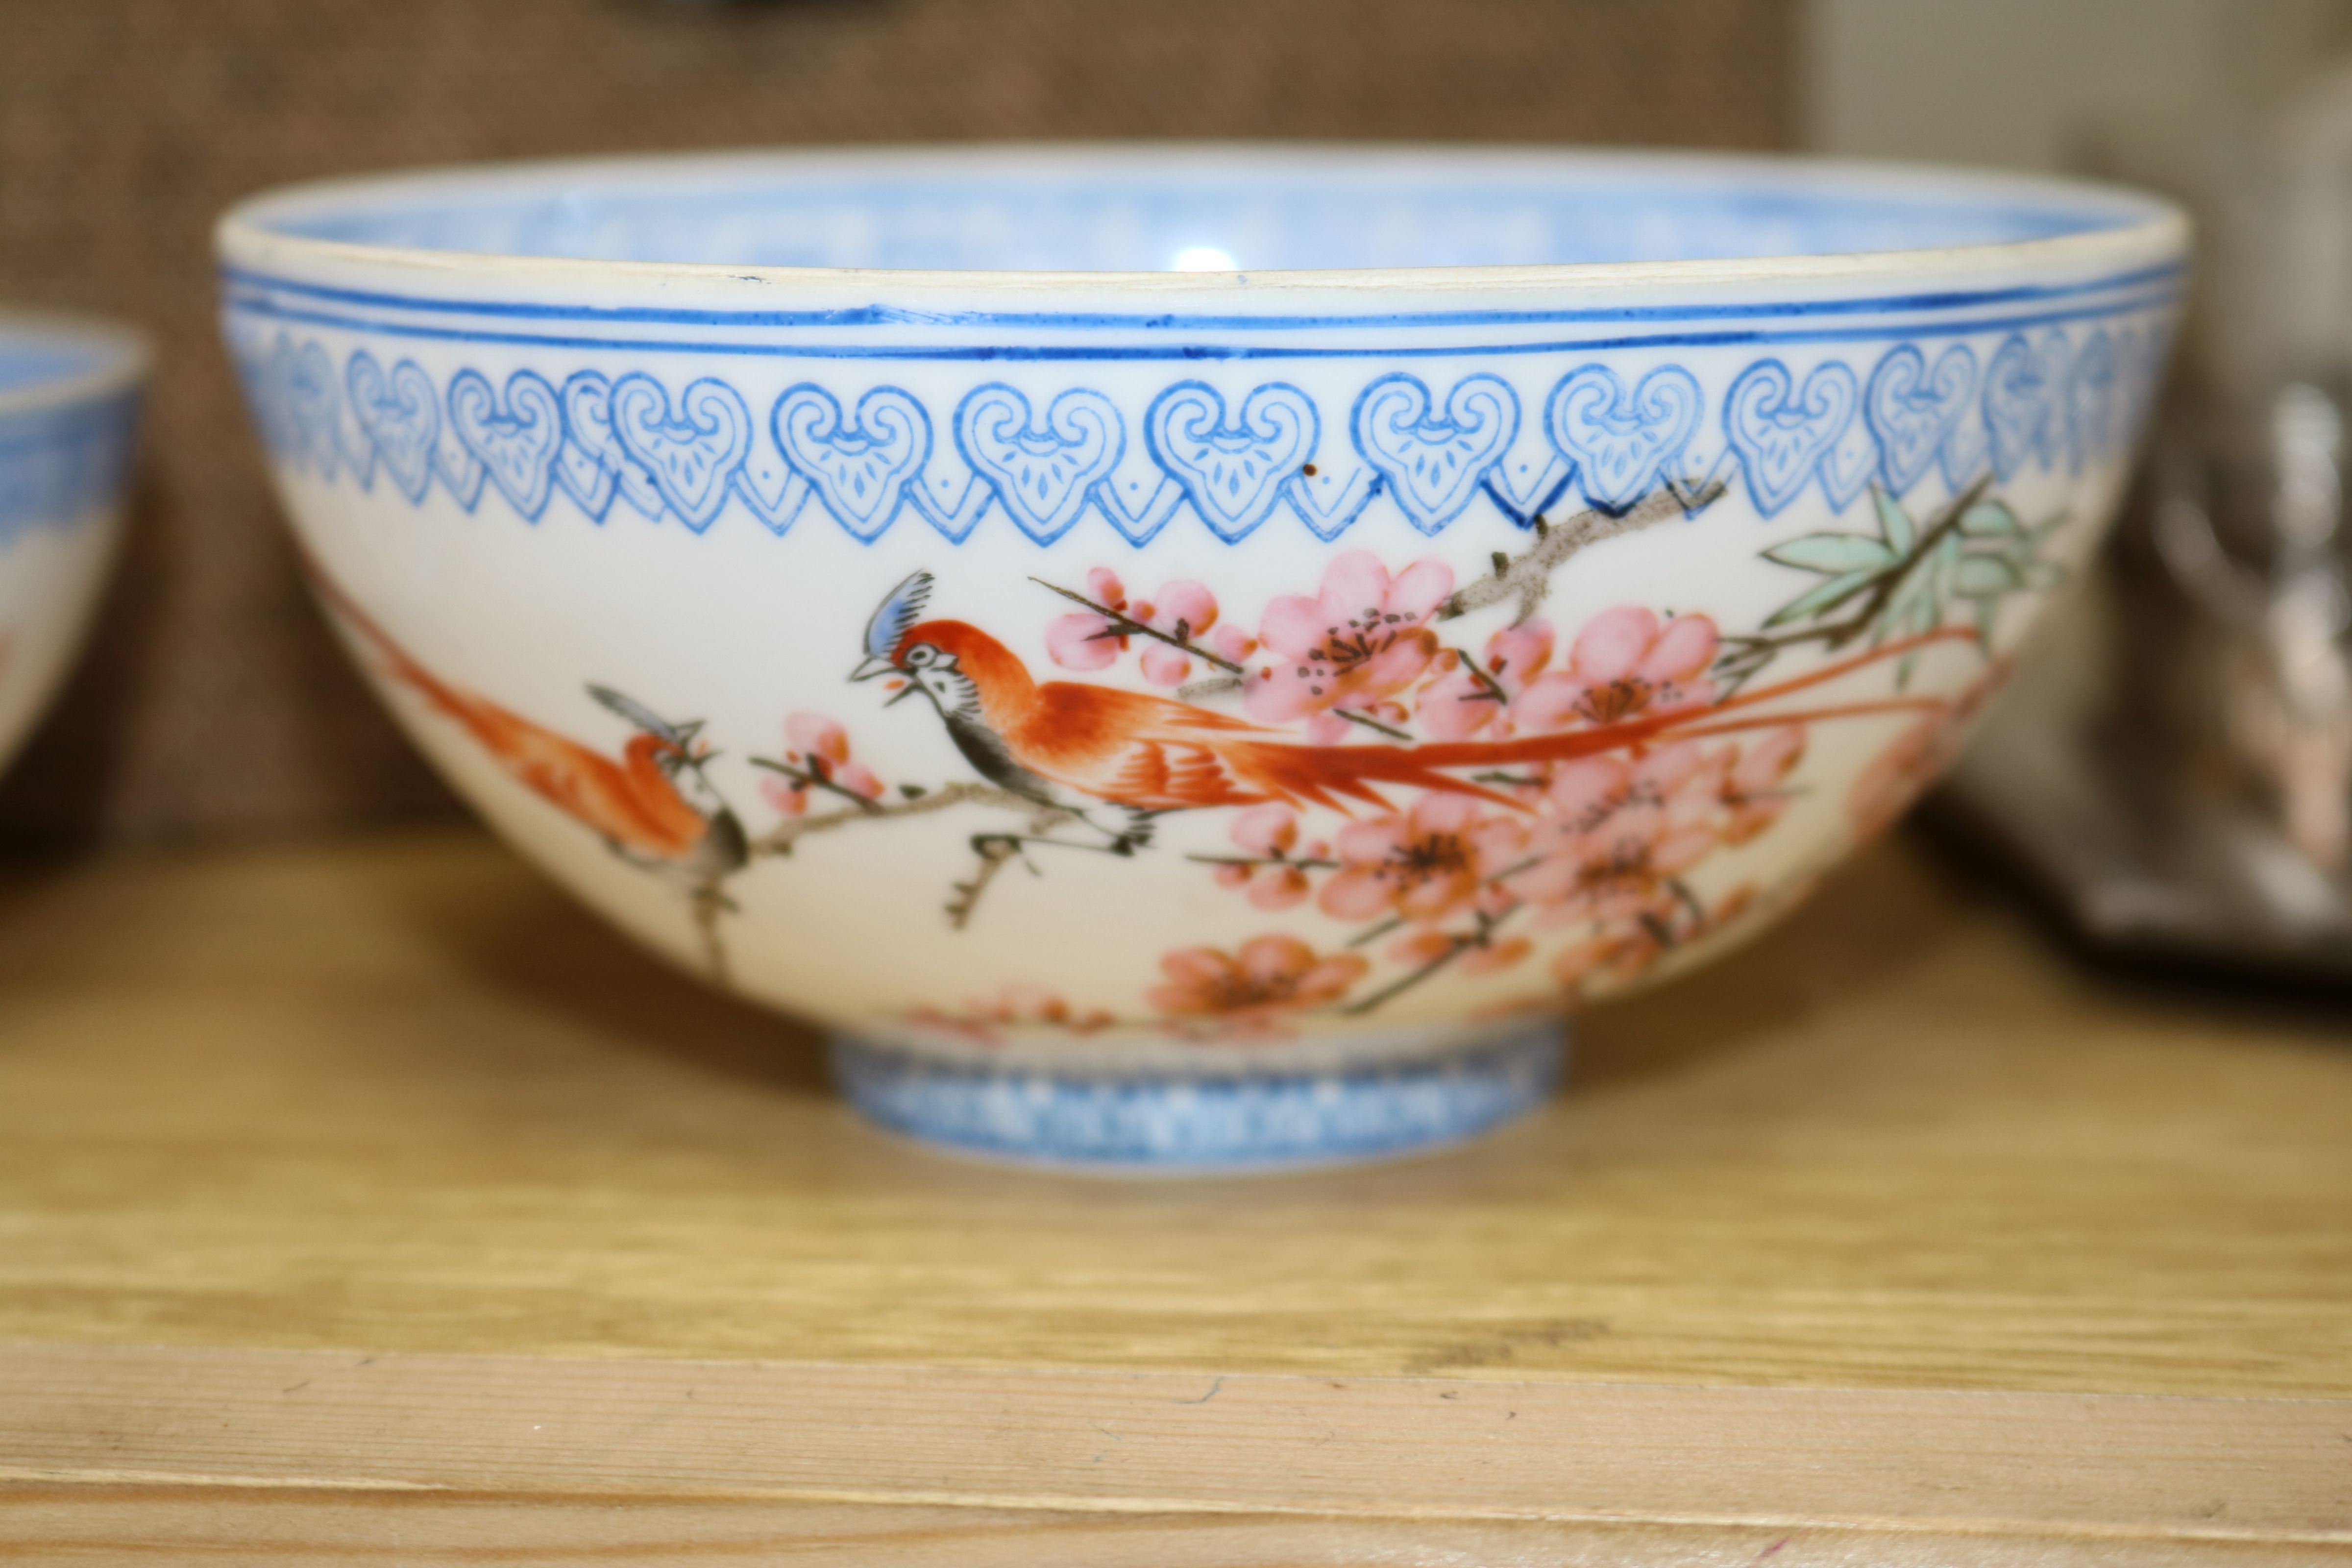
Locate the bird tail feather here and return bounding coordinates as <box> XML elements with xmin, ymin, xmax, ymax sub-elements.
<box><xmin>1221</xmin><ymin>738</ymin><xmax>1524</xmax><ymax>812</ymax></box>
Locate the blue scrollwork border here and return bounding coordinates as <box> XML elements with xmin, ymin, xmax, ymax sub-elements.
<box><xmin>229</xmin><ymin>313</ymin><xmax>2172</xmax><ymax>545</ymax></box>
<box><xmin>0</xmin><ymin>392</ymin><xmax>141</xmax><ymax>545</ymax></box>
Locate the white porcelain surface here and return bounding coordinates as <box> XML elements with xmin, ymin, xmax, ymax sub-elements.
<box><xmin>0</xmin><ymin>315</ymin><xmax>143</xmax><ymax>778</ymax></box>
<box><xmin>217</xmin><ymin>147</ymin><xmax>2186</xmax><ymax>1164</ymax></box>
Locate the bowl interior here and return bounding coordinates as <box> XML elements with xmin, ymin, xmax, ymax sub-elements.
<box><xmin>0</xmin><ymin>317</ymin><xmax>147</xmax><ymax>416</ymax></box>
<box><xmin>234</xmin><ymin>148</ymin><xmax>2169</xmax><ymax>275</ymax></box>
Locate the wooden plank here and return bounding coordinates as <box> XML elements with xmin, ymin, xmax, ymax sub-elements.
<box><xmin>4</xmin><ymin>1485</ymin><xmax>2342</xmax><ymax>1568</ymax></box>
<box><xmin>2</xmin><ymin>1346</ymin><xmax>2347</xmax><ymax>1544</ymax></box>
<box><xmin>0</xmin><ymin>830</ymin><xmax>2346</xmax><ymax>1400</ymax></box>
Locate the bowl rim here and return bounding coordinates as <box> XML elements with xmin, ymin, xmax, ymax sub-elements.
<box><xmin>0</xmin><ymin>310</ymin><xmax>150</xmax><ymax>421</ymax></box>
<box><xmin>215</xmin><ymin>142</ymin><xmax>2191</xmax><ymax>302</ymax></box>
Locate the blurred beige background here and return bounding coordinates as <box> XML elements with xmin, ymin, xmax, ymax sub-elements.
<box><xmin>0</xmin><ymin>0</ymin><xmax>1796</xmax><ymax>848</ymax></box>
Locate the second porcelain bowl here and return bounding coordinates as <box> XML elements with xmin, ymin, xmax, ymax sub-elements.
<box><xmin>218</xmin><ymin>147</ymin><xmax>2185</xmax><ymax>1168</ymax></box>
<box><xmin>0</xmin><ymin>314</ymin><xmax>143</xmax><ymax>777</ymax></box>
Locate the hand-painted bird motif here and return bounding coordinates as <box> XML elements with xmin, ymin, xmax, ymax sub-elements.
<box><xmin>852</xmin><ymin>571</ymin><xmax>1578</xmax><ymax>835</ymax></box>
<box><xmin>312</xmin><ymin>568</ymin><xmax>748</xmax><ymax>887</ymax></box>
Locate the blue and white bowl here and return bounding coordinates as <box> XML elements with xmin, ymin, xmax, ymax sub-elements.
<box><xmin>216</xmin><ymin>147</ymin><xmax>2186</xmax><ymax>1169</ymax></box>
<box><xmin>0</xmin><ymin>314</ymin><xmax>144</xmax><ymax>776</ymax></box>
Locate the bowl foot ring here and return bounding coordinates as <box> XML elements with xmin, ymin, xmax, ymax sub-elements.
<box><xmin>829</xmin><ymin>1021</ymin><xmax>1567</xmax><ymax>1172</ymax></box>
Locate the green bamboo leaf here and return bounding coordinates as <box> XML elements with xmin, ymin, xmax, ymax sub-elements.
<box><xmin>1904</xmin><ymin>588</ymin><xmax>1940</xmax><ymax>637</ymax></box>
<box><xmin>1873</xmin><ymin>486</ymin><xmax>1917</xmax><ymax>555</ymax></box>
<box><xmin>1952</xmin><ymin>554</ymin><xmax>2024</xmax><ymax>597</ymax></box>
<box><xmin>1874</xmin><ymin>574</ymin><xmax>1931</xmax><ymax>646</ymax></box>
<box><xmin>1959</xmin><ymin>501</ymin><xmax>2024</xmax><ymax>538</ymax></box>
<box><xmin>1764</xmin><ymin>533</ymin><xmax>1899</xmax><ymax>575</ymax></box>
<box><xmin>1763</xmin><ymin>567</ymin><xmax>1882</xmax><ymax>626</ymax></box>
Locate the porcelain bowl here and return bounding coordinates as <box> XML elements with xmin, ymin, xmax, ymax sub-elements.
<box><xmin>216</xmin><ymin>147</ymin><xmax>2186</xmax><ymax>1169</ymax></box>
<box><xmin>0</xmin><ymin>314</ymin><xmax>143</xmax><ymax>777</ymax></box>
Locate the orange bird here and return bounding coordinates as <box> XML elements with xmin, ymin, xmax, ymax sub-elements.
<box><xmin>311</xmin><ymin>567</ymin><xmax>748</xmax><ymax>885</ymax></box>
<box><xmin>851</xmin><ymin>570</ymin><xmax>1534</xmax><ymax>834</ymax></box>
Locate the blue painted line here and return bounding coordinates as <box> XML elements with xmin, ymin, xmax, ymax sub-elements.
<box><xmin>216</xmin><ymin>258</ymin><xmax>2187</xmax><ymax>334</ymax></box>
<box><xmin>220</xmin><ymin>287</ymin><xmax>2184</xmax><ymax>362</ymax></box>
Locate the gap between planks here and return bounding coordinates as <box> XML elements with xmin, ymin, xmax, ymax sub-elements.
<box><xmin>1</xmin><ymin>1344</ymin><xmax>2346</xmax><ymax>1544</ymax></box>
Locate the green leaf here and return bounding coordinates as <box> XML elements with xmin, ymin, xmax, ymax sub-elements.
<box><xmin>1764</xmin><ymin>533</ymin><xmax>1899</xmax><ymax>576</ymax></box>
<box><xmin>1763</xmin><ymin>567</ymin><xmax>1882</xmax><ymax>627</ymax></box>
<box><xmin>1874</xmin><ymin>574</ymin><xmax>1930</xmax><ymax>647</ymax></box>
<box><xmin>1951</xmin><ymin>554</ymin><xmax>2023</xmax><ymax>597</ymax></box>
<box><xmin>1872</xmin><ymin>486</ymin><xmax>1917</xmax><ymax>555</ymax></box>
<box><xmin>1959</xmin><ymin>500</ymin><xmax>2024</xmax><ymax>538</ymax></box>
<box><xmin>1902</xmin><ymin>585</ymin><xmax>1941</xmax><ymax>638</ymax></box>
<box><xmin>1975</xmin><ymin>594</ymin><xmax>2001</xmax><ymax>650</ymax></box>
<box><xmin>2023</xmin><ymin>561</ymin><xmax>2067</xmax><ymax>591</ymax></box>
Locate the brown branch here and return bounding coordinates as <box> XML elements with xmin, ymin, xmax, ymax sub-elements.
<box><xmin>752</xmin><ymin>781</ymin><xmax>1065</xmax><ymax>859</ymax></box>
<box><xmin>1722</xmin><ymin>472</ymin><xmax>1998</xmax><ymax>668</ymax></box>
<box><xmin>1339</xmin><ymin>905</ymin><xmax>1523</xmax><ymax>1016</ymax></box>
<box><xmin>1177</xmin><ymin>674</ymin><xmax>1245</xmax><ymax>703</ymax></box>
<box><xmin>1440</xmin><ymin>481</ymin><xmax>1725</xmax><ymax>626</ymax></box>
<box><xmin>944</xmin><ymin>837</ymin><xmax>1026</xmax><ymax>931</ymax></box>
<box><xmin>749</xmin><ymin>755</ymin><xmax>886</xmax><ymax>815</ymax></box>
<box><xmin>1029</xmin><ymin>577</ymin><xmax>1246</xmax><ymax>674</ymax></box>
<box><xmin>1334</xmin><ymin>706</ymin><xmax>1413</xmax><ymax>741</ymax></box>
<box><xmin>689</xmin><ymin>880</ymin><xmax>732</xmax><ymax>987</ymax></box>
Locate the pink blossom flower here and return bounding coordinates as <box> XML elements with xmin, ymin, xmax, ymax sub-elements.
<box><xmin>1847</xmin><ymin>668</ymin><xmax>2004</xmax><ymax>839</ymax></box>
<box><xmin>1459</xmin><ymin>935</ymin><xmax>1532</xmax><ymax>976</ymax></box>
<box><xmin>1244</xmin><ymin>864</ymin><xmax>1310</xmax><ymax>909</ymax></box>
<box><xmin>1386</xmin><ymin>929</ymin><xmax>1458</xmax><ymax>967</ymax></box>
<box><xmin>761</xmin><ymin>775</ymin><xmax>809</xmax><ymax>816</ymax></box>
<box><xmin>1419</xmin><ymin>620</ymin><xmax>1557</xmax><ymax>741</ymax></box>
<box><xmin>983</xmin><ymin>981</ymin><xmax>1115</xmax><ymax>1032</ymax></box>
<box><xmin>1318</xmin><ymin>792</ymin><xmax>1528</xmax><ymax>925</ymax></box>
<box><xmin>785</xmin><ymin>711</ymin><xmax>850</xmax><ymax>766</ymax></box>
<box><xmin>1512</xmin><ymin>607</ymin><xmax>1720</xmax><ymax>732</ymax></box>
<box><xmin>1046</xmin><ymin>612</ymin><xmax>1121</xmax><ymax>670</ymax></box>
<box><xmin>1046</xmin><ymin>572</ymin><xmax>1221</xmax><ymax>684</ymax></box>
<box><xmin>1229</xmin><ymin>804</ymin><xmax>1299</xmax><ymax>858</ymax></box>
<box><xmin>1551</xmin><ymin>925</ymin><xmax>1665</xmax><ymax>993</ymax></box>
<box><xmin>1847</xmin><ymin>715</ymin><xmax>1953</xmax><ymax>841</ymax></box>
<box><xmin>1550</xmin><ymin>882</ymin><xmax>1757</xmax><ymax>998</ymax></box>
<box><xmin>1148</xmin><ymin>935</ymin><xmax>1370</xmax><ymax>1034</ymax></box>
<box><xmin>1512</xmin><ymin>743</ymin><xmax>1721</xmax><ymax>922</ymax></box>
<box><xmin>1130</xmin><ymin>579</ymin><xmax>1218</xmax><ymax>686</ymax></box>
<box><xmin>1381</xmin><ymin>924</ymin><xmax>1531</xmax><ymax>976</ymax></box>
<box><xmin>1212</xmin><ymin>806</ymin><xmax>1311</xmax><ymax>908</ymax></box>
<box><xmin>773</xmin><ymin>711</ymin><xmax>883</xmax><ymax>808</ymax></box>
<box><xmin>911</xmin><ymin>983</ymin><xmax>1116</xmax><ymax>1042</ymax></box>
<box><xmin>1719</xmin><ymin>725</ymin><xmax>1806</xmax><ymax>844</ymax></box>
<box><xmin>1245</xmin><ymin>551</ymin><xmax>1453</xmax><ymax>728</ymax></box>
<box><xmin>1045</xmin><ymin>569</ymin><xmax>1133</xmax><ymax>671</ymax></box>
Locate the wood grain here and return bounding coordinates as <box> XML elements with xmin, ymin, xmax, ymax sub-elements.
<box><xmin>10</xmin><ymin>1487</ymin><xmax>2339</xmax><ymax>1568</ymax></box>
<box><xmin>3</xmin><ymin>1345</ymin><xmax>2348</xmax><ymax>1545</ymax></box>
<box><xmin>0</xmin><ymin>827</ymin><xmax>2349</xmax><ymax>1554</ymax></box>
<box><xmin>0</xmin><ymin>829</ymin><xmax>2345</xmax><ymax>1397</ymax></box>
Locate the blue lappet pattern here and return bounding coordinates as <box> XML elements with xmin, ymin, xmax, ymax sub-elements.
<box><xmin>232</xmin><ymin>318</ymin><xmax>2170</xmax><ymax>544</ymax></box>
<box><xmin>0</xmin><ymin>392</ymin><xmax>141</xmax><ymax>544</ymax></box>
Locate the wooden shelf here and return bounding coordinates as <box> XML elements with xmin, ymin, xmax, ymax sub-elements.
<box><xmin>0</xmin><ymin>827</ymin><xmax>2346</xmax><ymax>1562</ymax></box>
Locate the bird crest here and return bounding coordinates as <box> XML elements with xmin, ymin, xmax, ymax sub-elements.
<box><xmin>863</xmin><ymin>570</ymin><xmax>934</xmax><ymax>663</ymax></box>
<box><xmin>588</xmin><ymin>684</ymin><xmax>703</xmax><ymax>750</ymax></box>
